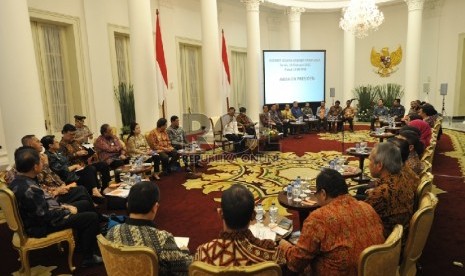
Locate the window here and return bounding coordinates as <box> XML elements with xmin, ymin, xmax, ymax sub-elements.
<box><xmin>31</xmin><ymin>22</ymin><xmax>74</xmax><ymax>134</ymax></box>
<box><xmin>114</xmin><ymin>34</ymin><xmax>131</xmax><ymax>85</ymax></box>
<box><xmin>179</xmin><ymin>43</ymin><xmax>203</xmax><ymax>114</ymax></box>
<box><xmin>230</xmin><ymin>50</ymin><xmax>247</xmax><ymax>109</ymax></box>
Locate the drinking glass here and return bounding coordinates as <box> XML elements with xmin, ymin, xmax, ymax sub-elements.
<box><xmin>355</xmin><ymin>143</ymin><xmax>361</xmax><ymax>153</ymax></box>
<box><xmin>360</xmin><ymin>142</ymin><xmax>367</xmax><ymax>152</ymax></box>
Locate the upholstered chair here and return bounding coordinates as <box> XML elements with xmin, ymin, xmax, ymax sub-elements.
<box><xmin>189</xmin><ymin>261</ymin><xmax>282</xmax><ymax>276</ymax></box>
<box><xmin>358</xmin><ymin>224</ymin><xmax>403</xmax><ymax>276</ymax></box>
<box><xmin>0</xmin><ymin>183</ymin><xmax>75</xmax><ymax>276</ymax></box>
<box><xmin>399</xmin><ymin>192</ymin><xmax>438</xmax><ymax>276</ymax></box>
<box><xmin>97</xmin><ymin>234</ymin><xmax>158</xmax><ymax>276</ymax></box>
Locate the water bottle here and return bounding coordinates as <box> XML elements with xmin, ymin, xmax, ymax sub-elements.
<box><xmin>269</xmin><ymin>203</ymin><xmax>278</xmax><ymax>224</ymax></box>
<box><xmin>334</xmin><ymin>157</ymin><xmax>340</xmax><ymax>171</ymax></box>
<box><xmin>287</xmin><ymin>184</ymin><xmax>293</xmax><ymax>201</ymax></box>
<box><xmin>295</xmin><ymin>176</ymin><xmax>301</xmax><ymax>186</ymax></box>
<box><xmin>255</xmin><ymin>203</ymin><xmax>264</xmax><ymax>224</ymax></box>
<box><xmin>293</xmin><ymin>181</ymin><xmax>301</xmax><ymax>200</ymax></box>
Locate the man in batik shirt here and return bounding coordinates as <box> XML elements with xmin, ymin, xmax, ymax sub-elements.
<box><xmin>279</xmin><ymin>169</ymin><xmax>384</xmax><ymax>275</ymax></box>
<box><xmin>343</xmin><ymin>100</ymin><xmax>356</xmax><ymax>132</ymax></box>
<box><xmin>328</xmin><ymin>100</ymin><xmax>343</xmax><ymax>131</ymax></box>
<box><xmin>107</xmin><ymin>181</ymin><xmax>192</xmax><ymax>275</ymax></box>
<box><xmin>236</xmin><ymin>107</ymin><xmax>256</xmax><ymax>136</ymax></box>
<box><xmin>147</xmin><ymin>118</ymin><xmax>180</xmax><ymax>174</ymax></box>
<box><xmin>94</xmin><ymin>123</ymin><xmax>127</xmax><ymax>169</ymax></box>
<box><xmin>365</xmin><ymin>142</ymin><xmax>415</xmax><ymax>239</ymax></box>
<box><xmin>60</xmin><ymin>123</ymin><xmax>112</xmax><ymax>191</ymax></box>
<box><xmin>6</xmin><ymin>135</ymin><xmax>96</xmax><ymax>213</ymax></box>
<box><xmin>195</xmin><ymin>184</ymin><xmax>286</xmax><ymax>266</ymax></box>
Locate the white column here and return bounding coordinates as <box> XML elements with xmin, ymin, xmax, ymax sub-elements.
<box><xmin>0</xmin><ymin>0</ymin><xmax>46</xmax><ymax>163</ymax></box>
<box><xmin>343</xmin><ymin>31</ymin><xmax>355</xmax><ymax>102</ymax></box>
<box><xmin>287</xmin><ymin>7</ymin><xmax>305</xmax><ymax>50</ymax></box>
<box><xmin>404</xmin><ymin>0</ymin><xmax>425</xmax><ymax>104</ymax></box>
<box><xmin>200</xmin><ymin>0</ymin><xmax>222</xmax><ymax>118</ymax></box>
<box><xmin>128</xmin><ymin>0</ymin><xmax>159</xmax><ymax>130</ymax></box>
<box><xmin>242</xmin><ymin>0</ymin><xmax>263</xmax><ymax>122</ymax></box>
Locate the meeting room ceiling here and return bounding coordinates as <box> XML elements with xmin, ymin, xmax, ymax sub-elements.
<box><xmin>257</xmin><ymin>0</ymin><xmax>404</xmax><ymax>12</ymax></box>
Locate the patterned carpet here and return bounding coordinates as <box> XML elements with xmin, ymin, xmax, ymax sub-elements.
<box><xmin>183</xmin><ymin>128</ymin><xmax>448</xmax><ymax>216</ymax></box>
<box><xmin>442</xmin><ymin>129</ymin><xmax>465</xmax><ymax>176</ymax></box>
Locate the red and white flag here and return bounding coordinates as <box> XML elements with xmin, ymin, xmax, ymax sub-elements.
<box><xmin>221</xmin><ymin>29</ymin><xmax>231</xmax><ymax>99</ymax></box>
<box><xmin>155</xmin><ymin>9</ymin><xmax>168</xmax><ymax>106</ymax></box>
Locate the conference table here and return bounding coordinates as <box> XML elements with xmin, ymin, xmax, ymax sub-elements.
<box><xmin>277</xmin><ymin>191</ymin><xmax>319</xmax><ymax>229</ymax></box>
<box><xmin>369</xmin><ymin>131</ymin><xmax>396</xmax><ymax>142</ymax></box>
<box><xmin>346</xmin><ymin>147</ymin><xmax>372</xmax><ymax>183</ymax></box>
<box><xmin>290</xmin><ymin>121</ymin><xmax>307</xmax><ymax>139</ymax></box>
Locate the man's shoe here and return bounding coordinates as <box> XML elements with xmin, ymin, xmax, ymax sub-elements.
<box><xmin>195</xmin><ymin>163</ymin><xmax>204</xmax><ymax>168</ymax></box>
<box><xmin>185</xmin><ymin>167</ymin><xmax>192</xmax><ymax>173</ymax></box>
<box><xmin>81</xmin><ymin>254</ymin><xmax>103</xmax><ymax>268</ymax></box>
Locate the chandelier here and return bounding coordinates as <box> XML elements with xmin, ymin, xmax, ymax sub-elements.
<box><xmin>339</xmin><ymin>0</ymin><xmax>384</xmax><ymax>39</ymax></box>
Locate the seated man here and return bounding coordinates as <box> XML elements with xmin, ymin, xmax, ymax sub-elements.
<box><xmin>371</xmin><ymin>99</ymin><xmax>389</xmax><ymax>130</ymax></box>
<box><xmin>316</xmin><ymin>101</ymin><xmax>329</xmax><ymax>131</ymax></box>
<box><xmin>365</xmin><ymin>142</ymin><xmax>415</xmax><ymax>239</ymax></box>
<box><xmin>195</xmin><ymin>184</ymin><xmax>285</xmax><ymax>266</ymax></box>
<box><xmin>279</xmin><ymin>169</ymin><xmax>384</xmax><ymax>275</ymax></box>
<box><xmin>281</xmin><ymin>104</ymin><xmax>296</xmax><ymax>134</ymax></box>
<box><xmin>147</xmin><ymin>118</ymin><xmax>180</xmax><ymax>175</ymax></box>
<box><xmin>94</xmin><ymin>123</ymin><xmax>128</xmax><ymax>170</ymax></box>
<box><xmin>259</xmin><ymin>105</ymin><xmax>273</xmax><ymax>129</ymax></box>
<box><xmin>236</xmin><ymin>107</ymin><xmax>256</xmax><ymax>136</ymax></box>
<box><xmin>291</xmin><ymin>101</ymin><xmax>304</xmax><ymax>119</ymax></box>
<box><xmin>221</xmin><ymin>107</ymin><xmax>245</xmax><ymax>153</ymax></box>
<box><xmin>6</xmin><ymin>135</ymin><xmax>97</xmax><ymax>212</ymax></box>
<box><xmin>41</xmin><ymin>135</ymin><xmax>104</xmax><ymax>199</ymax></box>
<box><xmin>9</xmin><ymin>146</ymin><xmax>102</xmax><ymax>267</ymax></box>
<box><xmin>167</xmin><ymin>115</ymin><xmax>201</xmax><ymax>172</ymax></box>
<box><xmin>74</xmin><ymin>115</ymin><xmax>93</xmax><ymax>144</ymax></box>
<box><xmin>301</xmin><ymin>102</ymin><xmax>313</xmax><ymax>118</ymax></box>
<box><xmin>270</xmin><ymin>104</ymin><xmax>288</xmax><ymax>137</ymax></box>
<box><xmin>106</xmin><ymin>181</ymin><xmax>192</xmax><ymax>275</ymax></box>
<box><xmin>328</xmin><ymin>100</ymin><xmax>343</xmax><ymax>131</ymax></box>
<box><xmin>60</xmin><ymin>124</ymin><xmax>112</xmax><ymax>192</ymax></box>
<box><xmin>389</xmin><ymin>98</ymin><xmax>406</xmax><ymax>122</ymax></box>
<box><xmin>342</xmin><ymin>99</ymin><xmax>356</xmax><ymax>132</ymax></box>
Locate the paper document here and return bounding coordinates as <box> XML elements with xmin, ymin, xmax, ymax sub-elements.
<box><xmin>105</xmin><ymin>188</ymin><xmax>130</xmax><ymax>198</ymax></box>
<box><xmin>270</xmin><ymin>226</ymin><xmax>289</xmax><ymax>236</ymax></box>
<box><xmin>249</xmin><ymin>224</ymin><xmax>277</xmax><ymax>241</ymax></box>
<box><xmin>174</xmin><ymin>237</ymin><xmax>189</xmax><ymax>248</ymax></box>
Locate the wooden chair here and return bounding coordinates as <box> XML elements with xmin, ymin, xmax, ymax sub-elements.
<box><xmin>97</xmin><ymin>234</ymin><xmax>158</xmax><ymax>276</ymax></box>
<box><xmin>414</xmin><ymin>172</ymin><xmax>433</xmax><ymax>212</ymax></box>
<box><xmin>209</xmin><ymin>116</ymin><xmax>233</xmax><ymax>153</ymax></box>
<box><xmin>398</xmin><ymin>192</ymin><xmax>438</xmax><ymax>276</ymax></box>
<box><xmin>0</xmin><ymin>183</ymin><xmax>75</xmax><ymax>276</ymax></box>
<box><xmin>189</xmin><ymin>261</ymin><xmax>282</xmax><ymax>276</ymax></box>
<box><xmin>358</xmin><ymin>224</ymin><xmax>403</xmax><ymax>276</ymax></box>
<box><xmin>419</xmin><ymin>160</ymin><xmax>432</xmax><ymax>178</ymax></box>
<box><xmin>421</xmin><ymin>146</ymin><xmax>434</xmax><ymax>164</ymax></box>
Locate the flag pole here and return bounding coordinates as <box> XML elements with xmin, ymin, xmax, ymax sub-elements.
<box><xmin>162</xmin><ymin>101</ymin><xmax>166</xmax><ymax>118</ymax></box>
<box><xmin>226</xmin><ymin>97</ymin><xmax>230</xmax><ymax>110</ymax></box>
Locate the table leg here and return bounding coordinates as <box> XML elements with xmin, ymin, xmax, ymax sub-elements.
<box><xmin>353</xmin><ymin>156</ymin><xmax>371</xmax><ymax>183</ymax></box>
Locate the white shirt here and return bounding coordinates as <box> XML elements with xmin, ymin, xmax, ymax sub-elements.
<box><xmin>221</xmin><ymin>114</ymin><xmax>239</xmax><ymax>135</ymax></box>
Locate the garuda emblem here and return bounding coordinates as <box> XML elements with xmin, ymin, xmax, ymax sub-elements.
<box><xmin>370</xmin><ymin>46</ymin><xmax>402</xmax><ymax>77</ymax></box>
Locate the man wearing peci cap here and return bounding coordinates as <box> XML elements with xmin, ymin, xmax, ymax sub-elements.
<box><xmin>74</xmin><ymin>115</ymin><xmax>93</xmax><ymax>144</ymax></box>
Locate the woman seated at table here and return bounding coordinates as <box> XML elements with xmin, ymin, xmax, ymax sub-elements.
<box><xmin>397</xmin><ymin>128</ymin><xmax>424</xmax><ymax>175</ymax></box>
<box><xmin>126</xmin><ymin>122</ymin><xmax>160</xmax><ymax>180</ymax></box>
<box><xmin>41</xmin><ymin>135</ymin><xmax>104</xmax><ymax>199</ymax></box>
